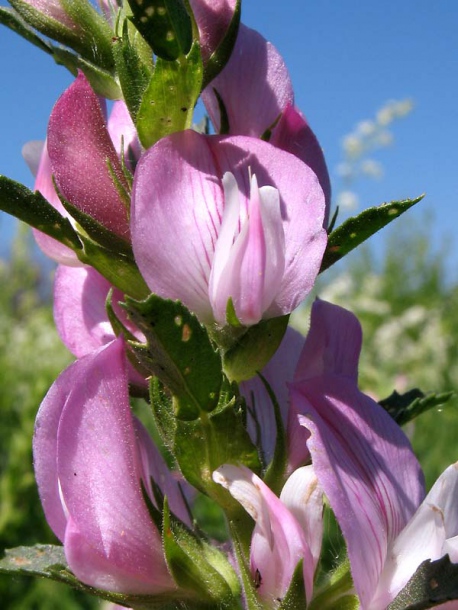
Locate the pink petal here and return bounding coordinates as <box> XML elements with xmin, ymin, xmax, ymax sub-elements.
<box><xmin>131</xmin><ymin>131</ymin><xmax>326</xmax><ymax>324</ymax></box>
<box><xmin>213</xmin><ymin>464</ymin><xmax>315</xmax><ymax>604</ymax></box>
<box><xmin>294</xmin><ymin>299</ymin><xmax>362</xmax><ymax>382</ymax></box>
<box><xmin>54</xmin><ymin>265</ymin><xmax>115</xmax><ymax>356</ymax></box>
<box><xmin>57</xmin><ymin>338</ymin><xmax>175</xmax><ymax>593</ymax></box>
<box><xmin>188</xmin><ymin>0</ymin><xmax>237</xmax><ymax>64</ymax></box>
<box><xmin>280</xmin><ymin>465</ymin><xmax>323</xmax><ymax>575</ymax></box>
<box><xmin>209</xmin><ymin>136</ymin><xmax>327</xmax><ymax>318</ymax></box>
<box><xmin>291</xmin><ymin>378</ymin><xmax>425</xmax><ymax>608</ymax></box>
<box><xmin>53</xmin><ymin>265</ymin><xmax>146</xmax><ymax>386</ymax></box>
<box><xmin>34</xmin><ymin>359</ymin><xmax>78</xmax><ymax>541</ymax></box>
<box><xmin>202</xmin><ymin>24</ymin><xmax>294</xmax><ymax>137</ymax></box>
<box><xmin>271</xmin><ymin>105</ymin><xmax>331</xmax><ymax>228</ymax></box>
<box><xmin>131</xmin><ymin>130</ymin><xmax>222</xmax><ymax>323</ymax></box>
<box><xmin>32</xmin><ymin>140</ymin><xmax>80</xmax><ymax>265</ymax></box>
<box><xmin>371</xmin><ymin>462</ymin><xmax>458</xmax><ymax>609</ymax></box>
<box><xmin>107</xmin><ymin>100</ymin><xmax>142</xmax><ymax>170</ymax></box>
<box><xmin>134</xmin><ymin>418</ymin><xmax>192</xmax><ymax>528</ymax></box>
<box><xmin>47</xmin><ymin>73</ymin><xmax>130</xmax><ymax>239</ymax></box>
<box><xmin>240</xmin><ymin>326</ymin><xmax>304</xmax><ymax>465</ymax></box>
<box><xmin>210</xmin><ymin>173</ymin><xmax>285</xmax><ymax>325</ymax></box>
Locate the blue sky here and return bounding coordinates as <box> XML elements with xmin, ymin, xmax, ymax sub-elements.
<box><xmin>0</xmin><ymin>1</ymin><xmax>457</xmax><ymax>275</ymax></box>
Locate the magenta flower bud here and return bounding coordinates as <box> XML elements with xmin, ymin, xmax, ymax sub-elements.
<box><xmin>47</xmin><ymin>72</ymin><xmax>132</xmax><ymax>240</ymax></box>
<box><xmin>33</xmin><ymin>337</ymin><xmax>184</xmax><ymax>594</ymax></box>
<box><xmin>131</xmin><ymin>130</ymin><xmax>327</xmax><ymax>327</ymax></box>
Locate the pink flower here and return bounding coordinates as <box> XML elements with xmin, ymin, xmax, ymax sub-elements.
<box><xmin>213</xmin><ymin>463</ymin><xmax>323</xmax><ymax>606</ymax></box>
<box><xmin>188</xmin><ymin>0</ymin><xmax>237</xmax><ymax>65</ymax></box>
<box><xmin>201</xmin><ymin>24</ymin><xmax>331</xmax><ymax>225</ymax></box>
<box><xmin>289</xmin><ymin>299</ymin><xmax>428</xmax><ymax>608</ymax></box>
<box><xmin>33</xmin><ymin>337</ymin><xmax>187</xmax><ymax>594</ymax></box>
<box><xmin>53</xmin><ymin>264</ymin><xmax>146</xmax><ymax>386</ymax></box>
<box><xmin>47</xmin><ymin>72</ymin><xmax>131</xmax><ymax>239</ymax></box>
<box><xmin>24</xmin><ymin>74</ymin><xmax>140</xmax><ymax>264</ymax></box>
<box><xmin>131</xmin><ymin>130</ymin><xmax>326</xmax><ymax>327</ymax></box>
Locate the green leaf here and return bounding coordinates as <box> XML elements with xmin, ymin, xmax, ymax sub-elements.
<box><xmin>388</xmin><ymin>555</ymin><xmax>458</xmax><ymax>610</ymax></box>
<box><xmin>0</xmin><ymin>544</ymin><xmax>209</xmax><ymax>609</ymax></box>
<box><xmin>174</xmin><ymin>388</ymin><xmax>261</xmax><ymax>501</ymax></box>
<box><xmin>201</xmin><ymin>0</ymin><xmax>241</xmax><ymax>88</ymax></box>
<box><xmin>77</xmin><ymin>235</ymin><xmax>149</xmax><ymax>301</ymax></box>
<box><xmin>113</xmin><ymin>20</ymin><xmax>154</xmax><ymax>120</ymax></box>
<box><xmin>136</xmin><ymin>41</ymin><xmax>203</xmax><ymax>148</ymax></box>
<box><xmin>320</xmin><ymin>196</ymin><xmax>424</xmax><ymax>273</ymax></box>
<box><xmin>128</xmin><ymin>0</ymin><xmax>192</xmax><ymax>61</ymax></box>
<box><xmin>379</xmin><ymin>388</ymin><xmax>455</xmax><ymax>427</ymax></box>
<box><xmin>0</xmin><ymin>176</ymin><xmax>82</xmax><ymax>251</ymax></box>
<box><xmin>162</xmin><ymin>501</ymin><xmax>240</xmax><ymax>606</ymax></box>
<box><xmin>125</xmin><ymin>295</ymin><xmax>222</xmax><ymax>420</ymax></box>
<box><xmin>222</xmin><ymin>315</ymin><xmax>289</xmax><ymax>382</ymax></box>
<box><xmin>260</xmin><ymin>373</ymin><xmax>288</xmax><ymax>494</ymax></box>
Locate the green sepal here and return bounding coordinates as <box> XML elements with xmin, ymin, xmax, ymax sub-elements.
<box><xmin>127</xmin><ymin>0</ymin><xmax>192</xmax><ymax>61</ymax></box>
<box><xmin>77</xmin><ymin>235</ymin><xmax>149</xmax><ymax>300</ymax></box>
<box><xmin>226</xmin><ymin>296</ymin><xmax>243</xmax><ymax>327</ymax></box>
<box><xmin>320</xmin><ymin>196</ymin><xmax>424</xmax><ymax>273</ymax></box>
<box><xmin>278</xmin><ymin>560</ymin><xmax>306</xmax><ymax>610</ymax></box>
<box><xmin>173</xmin><ymin>384</ymin><xmax>261</xmax><ymax>503</ymax></box>
<box><xmin>229</xmin><ymin>527</ymin><xmax>264</xmax><ymax>610</ymax></box>
<box><xmin>0</xmin><ymin>544</ymin><xmax>189</xmax><ymax>609</ymax></box>
<box><xmin>0</xmin><ymin>175</ymin><xmax>82</xmax><ymax>251</ymax></box>
<box><xmin>388</xmin><ymin>555</ymin><xmax>458</xmax><ymax>610</ymax></box>
<box><xmin>125</xmin><ymin>295</ymin><xmax>222</xmax><ymax>420</ymax></box>
<box><xmin>379</xmin><ymin>388</ymin><xmax>455</xmax><ymax>426</ymax></box>
<box><xmin>201</xmin><ymin>0</ymin><xmax>241</xmax><ymax>88</ymax></box>
<box><xmin>222</xmin><ymin>315</ymin><xmax>289</xmax><ymax>382</ymax></box>
<box><xmin>211</xmin><ymin>87</ymin><xmax>231</xmax><ymax>134</ymax></box>
<box><xmin>59</xmin><ymin>0</ymin><xmax>115</xmax><ymax>71</ymax></box>
<box><xmin>162</xmin><ymin>499</ymin><xmax>240</xmax><ymax>606</ymax></box>
<box><xmin>75</xmin><ymin>56</ymin><xmax>122</xmax><ymax>99</ymax></box>
<box><xmin>136</xmin><ymin>41</ymin><xmax>203</xmax><ymax>148</ymax></box>
<box><xmin>308</xmin><ymin>558</ymin><xmax>358</xmax><ymax>610</ymax></box>
<box><xmin>260</xmin><ymin>373</ymin><xmax>288</xmax><ymax>494</ymax></box>
<box><xmin>150</xmin><ymin>377</ymin><xmax>177</xmax><ymax>449</ymax></box>
<box><xmin>113</xmin><ymin>20</ymin><xmax>154</xmax><ymax>120</ymax></box>
<box><xmin>0</xmin><ymin>6</ymin><xmax>53</xmax><ymax>54</ymax></box>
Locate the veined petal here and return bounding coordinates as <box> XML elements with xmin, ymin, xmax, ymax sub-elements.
<box><xmin>32</xmin><ymin>140</ymin><xmax>80</xmax><ymax>265</ymax></box>
<box><xmin>47</xmin><ymin>72</ymin><xmax>130</xmax><ymax>239</ymax></box>
<box><xmin>188</xmin><ymin>0</ymin><xmax>237</xmax><ymax>64</ymax></box>
<box><xmin>53</xmin><ymin>265</ymin><xmax>146</xmax><ymax>386</ymax></box>
<box><xmin>202</xmin><ymin>24</ymin><xmax>294</xmax><ymax>137</ymax></box>
<box><xmin>57</xmin><ymin>338</ymin><xmax>175</xmax><ymax>593</ymax></box>
<box><xmin>292</xmin><ymin>377</ymin><xmax>425</xmax><ymax>608</ymax></box>
<box><xmin>280</xmin><ymin>465</ymin><xmax>323</xmax><ymax>574</ymax></box>
<box><xmin>54</xmin><ymin>265</ymin><xmax>115</xmax><ymax>356</ymax></box>
<box><xmin>371</xmin><ymin>462</ymin><xmax>458</xmax><ymax>609</ymax></box>
<box><xmin>209</xmin><ymin>135</ymin><xmax>327</xmax><ymax>319</ymax></box>
<box><xmin>134</xmin><ymin>418</ymin><xmax>192</xmax><ymax>528</ymax></box>
<box><xmin>294</xmin><ymin>299</ymin><xmax>362</xmax><ymax>382</ymax></box>
<box><xmin>240</xmin><ymin>326</ymin><xmax>304</xmax><ymax>465</ymax></box>
<box><xmin>131</xmin><ymin>130</ymin><xmax>223</xmax><ymax>323</ymax></box>
<box><xmin>210</xmin><ymin>172</ymin><xmax>285</xmax><ymax>325</ymax></box>
<box><xmin>271</xmin><ymin>105</ymin><xmax>331</xmax><ymax>228</ymax></box>
<box><xmin>213</xmin><ymin>464</ymin><xmax>314</xmax><ymax>604</ymax></box>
